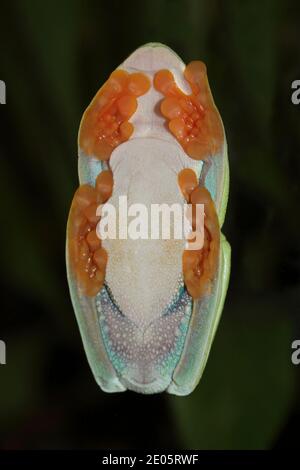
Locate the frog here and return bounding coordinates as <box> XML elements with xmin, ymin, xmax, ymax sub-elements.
<box><xmin>66</xmin><ymin>43</ymin><xmax>231</xmax><ymax>395</ymax></box>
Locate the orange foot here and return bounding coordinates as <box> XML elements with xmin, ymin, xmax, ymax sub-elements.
<box><xmin>178</xmin><ymin>168</ymin><xmax>220</xmax><ymax>299</ymax></box>
<box><xmin>67</xmin><ymin>170</ymin><xmax>113</xmax><ymax>296</ymax></box>
<box><xmin>154</xmin><ymin>61</ymin><xmax>224</xmax><ymax>161</ymax></box>
<box><xmin>79</xmin><ymin>70</ymin><xmax>150</xmax><ymax>160</ymax></box>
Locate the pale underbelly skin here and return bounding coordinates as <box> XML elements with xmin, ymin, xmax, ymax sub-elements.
<box><xmin>66</xmin><ymin>43</ymin><xmax>231</xmax><ymax>395</ymax></box>
<box><xmin>104</xmin><ymin>138</ymin><xmax>193</xmax><ymax>327</ymax></box>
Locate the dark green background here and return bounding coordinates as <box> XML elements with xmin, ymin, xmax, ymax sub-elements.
<box><xmin>0</xmin><ymin>0</ymin><xmax>299</xmax><ymax>449</ymax></box>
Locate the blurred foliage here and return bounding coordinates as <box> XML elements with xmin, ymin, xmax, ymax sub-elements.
<box><xmin>171</xmin><ymin>298</ymin><xmax>294</xmax><ymax>449</ymax></box>
<box><xmin>0</xmin><ymin>0</ymin><xmax>299</xmax><ymax>449</ymax></box>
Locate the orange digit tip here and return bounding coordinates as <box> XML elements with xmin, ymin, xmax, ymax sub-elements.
<box><xmin>190</xmin><ymin>186</ymin><xmax>211</xmax><ymax>205</ymax></box>
<box><xmin>178</xmin><ymin>168</ymin><xmax>198</xmax><ymax>202</ymax></box>
<box><xmin>184</xmin><ymin>61</ymin><xmax>207</xmax><ymax>94</ymax></box>
<box><xmin>73</xmin><ymin>184</ymin><xmax>98</xmax><ymax>210</ymax></box>
<box><xmin>186</xmin><ymin>140</ymin><xmax>206</xmax><ymax>161</ymax></box>
<box><xmin>83</xmin><ymin>202</ymin><xmax>100</xmax><ymax>225</ymax></box>
<box><xmin>153</xmin><ymin>69</ymin><xmax>177</xmax><ymax>95</ymax></box>
<box><xmin>127</xmin><ymin>72</ymin><xmax>151</xmax><ymax>96</ymax></box>
<box><xmin>107</xmin><ymin>69</ymin><xmax>129</xmax><ymax>94</ymax></box>
<box><xmin>95</xmin><ymin>170</ymin><xmax>114</xmax><ymax>203</ymax></box>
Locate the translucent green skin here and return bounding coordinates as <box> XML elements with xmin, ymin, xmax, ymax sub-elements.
<box><xmin>66</xmin><ymin>43</ymin><xmax>230</xmax><ymax>395</ymax></box>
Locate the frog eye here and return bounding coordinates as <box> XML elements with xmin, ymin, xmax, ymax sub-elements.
<box><xmin>66</xmin><ymin>43</ymin><xmax>230</xmax><ymax>395</ymax></box>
